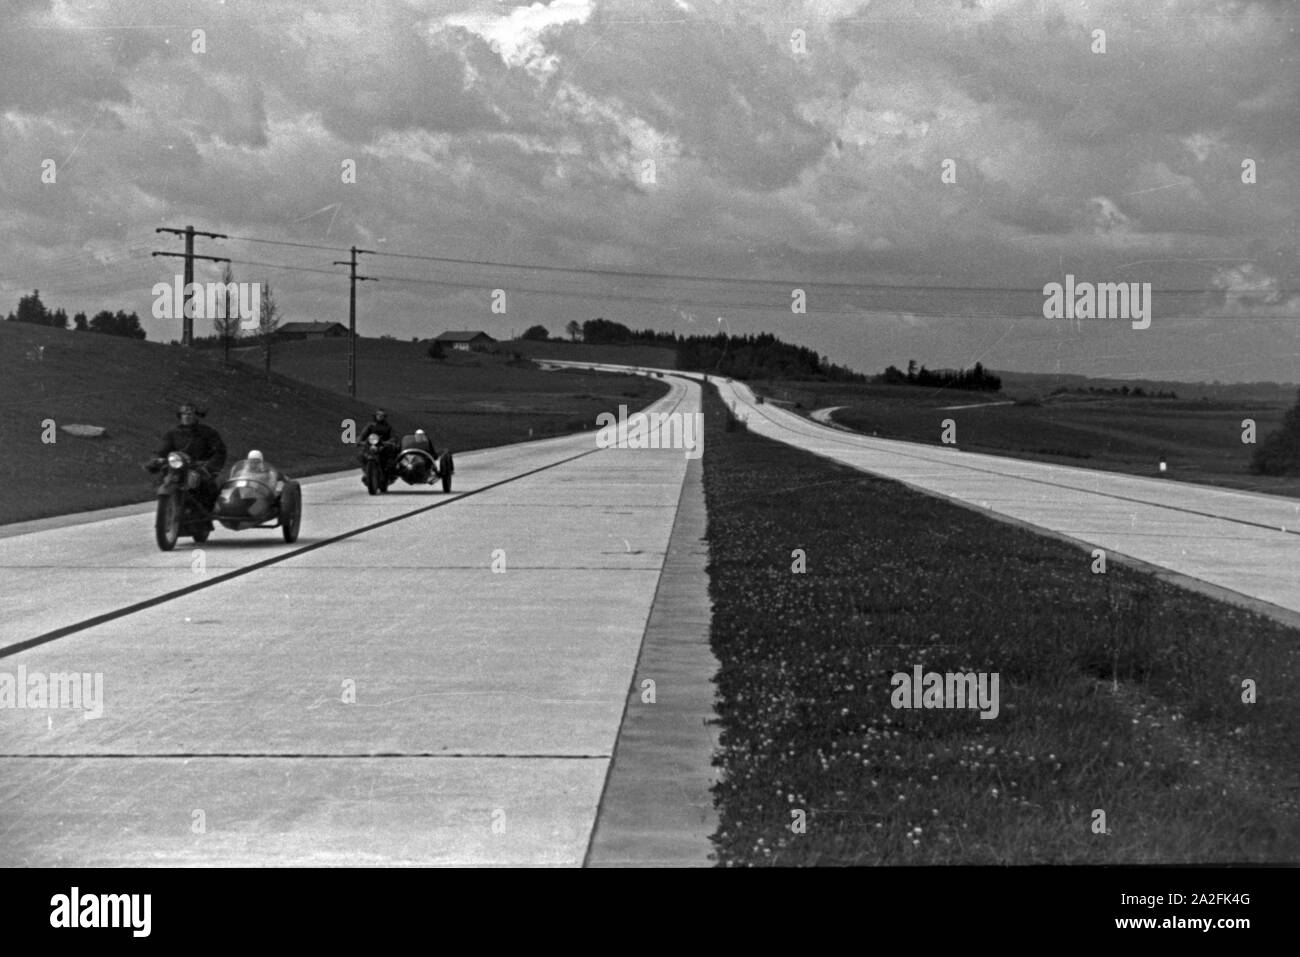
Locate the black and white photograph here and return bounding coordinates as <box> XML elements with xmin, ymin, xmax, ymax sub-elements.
<box><xmin>0</xmin><ymin>0</ymin><xmax>1295</xmax><ymax>931</ymax></box>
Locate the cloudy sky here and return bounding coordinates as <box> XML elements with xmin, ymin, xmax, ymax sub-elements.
<box><xmin>2</xmin><ymin>0</ymin><xmax>1297</xmax><ymax>382</ymax></box>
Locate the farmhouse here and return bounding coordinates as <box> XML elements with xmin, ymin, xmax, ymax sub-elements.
<box><xmin>277</xmin><ymin>321</ymin><xmax>350</xmax><ymax>340</ymax></box>
<box><xmin>434</xmin><ymin>330</ymin><xmax>497</xmax><ymax>352</ymax></box>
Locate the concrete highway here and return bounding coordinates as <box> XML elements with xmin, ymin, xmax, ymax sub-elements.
<box><xmin>556</xmin><ymin>361</ymin><xmax>1300</xmax><ymax>622</ymax></box>
<box><xmin>6</xmin><ymin>356</ymin><xmax>1296</xmax><ymax>868</ymax></box>
<box><xmin>715</xmin><ymin>377</ymin><xmax>1300</xmax><ymax>624</ymax></box>
<box><xmin>0</xmin><ymin>375</ymin><xmax>713</xmax><ymax>866</ymax></box>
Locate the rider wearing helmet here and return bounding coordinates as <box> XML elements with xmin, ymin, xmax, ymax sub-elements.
<box><xmin>220</xmin><ymin>449</ymin><xmax>287</xmax><ymax>519</ymax></box>
<box><xmin>409</xmin><ymin>428</ymin><xmax>437</xmax><ymax>457</ymax></box>
<box><xmin>398</xmin><ymin>427</ymin><xmax>439</xmax><ymax>484</ymax></box>
<box><xmin>153</xmin><ymin>402</ymin><xmax>227</xmax><ymax>508</ymax></box>
<box><xmin>241</xmin><ymin>450</ymin><xmax>285</xmax><ymax>492</ymax></box>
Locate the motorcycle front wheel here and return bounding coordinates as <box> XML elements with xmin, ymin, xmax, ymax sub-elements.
<box><xmin>155</xmin><ymin>491</ymin><xmax>182</xmax><ymax>551</ymax></box>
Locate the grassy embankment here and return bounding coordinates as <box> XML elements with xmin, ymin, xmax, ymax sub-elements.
<box><xmin>756</xmin><ymin>377</ymin><xmax>1300</xmax><ymax>498</ymax></box>
<box><xmin>499</xmin><ymin>337</ymin><xmax>677</xmax><ymax>369</ymax></box>
<box><xmin>702</xmin><ymin>385</ymin><xmax>1300</xmax><ymax>865</ymax></box>
<box><xmin>0</xmin><ymin>324</ymin><xmax>666</xmax><ymax>525</ymax></box>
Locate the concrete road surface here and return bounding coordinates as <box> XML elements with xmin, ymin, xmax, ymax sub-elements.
<box><xmin>714</xmin><ymin>378</ymin><xmax>1300</xmax><ymax>623</ymax></box>
<box><xmin>551</xmin><ymin>361</ymin><xmax>1300</xmax><ymax>622</ymax></box>
<box><xmin>0</xmin><ymin>376</ymin><xmax>713</xmax><ymax>866</ymax></box>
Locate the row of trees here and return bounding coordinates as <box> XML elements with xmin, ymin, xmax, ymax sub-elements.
<box><xmin>516</xmin><ymin>321</ymin><xmax>598</xmax><ymax>342</ymax></box>
<box><xmin>676</xmin><ymin>331</ymin><xmax>867</xmax><ymax>382</ymax></box>
<box><xmin>877</xmin><ymin>359</ymin><xmax>1002</xmax><ymax>392</ymax></box>
<box><xmin>8</xmin><ymin>264</ymin><xmax>284</xmax><ymax>379</ymax></box>
<box><xmin>5</xmin><ymin>290</ymin><xmax>146</xmax><ymax>338</ymax></box>
<box><xmin>516</xmin><ymin>316</ymin><xmax>866</xmax><ymax>381</ymax></box>
<box><xmin>1049</xmin><ymin>385</ymin><xmax>1178</xmax><ymax>399</ymax></box>
<box><xmin>1251</xmin><ymin>387</ymin><xmax>1300</xmax><ymax>476</ymax></box>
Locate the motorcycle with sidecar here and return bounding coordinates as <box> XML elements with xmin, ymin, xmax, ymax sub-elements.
<box><xmin>147</xmin><ymin>451</ymin><xmax>302</xmax><ymax>551</ymax></box>
<box><xmin>358</xmin><ymin>430</ymin><xmax>453</xmax><ymax>494</ymax></box>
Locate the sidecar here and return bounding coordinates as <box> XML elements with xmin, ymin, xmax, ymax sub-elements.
<box><xmin>394</xmin><ymin>432</ymin><xmax>454</xmax><ymax>493</ymax></box>
<box><xmin>213</xmin><ymin>457</ymin><xmax>302</xmax><ymax>542</ymax></box>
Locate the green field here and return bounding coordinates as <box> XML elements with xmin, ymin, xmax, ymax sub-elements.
<box><xmin>754</xmin><ymin>378</ymin><xmax>1300</xmax><ymax>498</ymax></box>
<box><xmin>0</xmin><ymin>324</ymin><xmax>666</xmax><ymax>525</ymax></box>
<box><xmin>701</xmin><ymin>385</ymin><xmax>1300</xmax><ymax>865</ymax></box>
<box><xmin>227</xmin><ymin>335</ymin><xmax>668</xmax><ymax>434</ymax></box>
<box><xmin>500</xmin><ymin>337</ymin><xmax>678</xmax><ymax>369</ymax></box>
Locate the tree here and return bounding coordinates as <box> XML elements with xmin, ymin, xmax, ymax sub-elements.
<box><xmin>1251</xmin><ymin>387</ymin><xmax>1300</xmax><ymax>476</ymax></box>
<box><xmin>49</xmin><ymin>307</ymin><xmax>68</xmax><ymax>330</ymax></box>
<box><xmin>73</xmin><ymin>311</ymin><xmax>88</xmax><ymax>331</ymax></box>
<box><xmin>88</xmin><ymin>309</ymin><xmax>146</xmax><ymax>338</ymax></box>
<box><xmin>89</xmin><ymin>310</ymin><xmax>116</xmax><ymax>334</ymax></box>
<box><xmin>258</xmin><ymin>282</ymin><xmax>280</xmax><ymax>379</ymax></box>
<box><xmin>213</xmin><ymin>262</ymin><xmax>241</xmax><ymax>365</ymax></box>
<box><xmin>565</xmin><ymin>320</ymin><xmax>581</xmax><ymax>342</ymax></box>
<box><xmin>582</xmin><ymin>317</ymin><xmax>633</xmax><ymax>343</ymax></box>
<box><xmin>16</xmin><ymin>290</ymin><xmax>48</xmax><ymax>326</ymax></box>
<box><xmin>521</xmin><ymin>324</ymin><xmax>549</xmax><ymax>341</ymax></box>
<box><xmin>907</xmin><ymin>359</ymin><xmax>918</xmax><ymax>381</ymax></box>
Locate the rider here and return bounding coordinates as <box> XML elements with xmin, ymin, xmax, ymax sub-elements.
<box><xmin>152</xmin><ymin>402</ymin><xmax>227</xmax><ymax>509</ymax></box>
<box><xmin>357</xmin><ymin>409</ymin><xmax>398</xmax><ymax>473</ymax></box>
<box><xmin>224</xmin><ymin>449</ymin><xmax>286</xmax><ymax>518</ymax></box>
<box><xmin>399</xmin><ymin>428</ymin><xmax>438</xmax><ymax>483</ymax></box>
<box><xmin>359</xmin><ymin>409</ymin><xmax>395</xmax><ymax>445</ymax></box>
<box><xmin>240</xmin><ymin>450</ymin><xmax>285</xmax><ymax>493</ymax></box>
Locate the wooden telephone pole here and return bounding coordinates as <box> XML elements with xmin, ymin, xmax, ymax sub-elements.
<box><xmin>153</xmin><ymin>226</ymin><xmax>229</xmax><ymax>346</ymax></box>
<box><xmin>333</xmin><ymin>246</ymin><xmax>376</xmax><ymax>397</ymax></box>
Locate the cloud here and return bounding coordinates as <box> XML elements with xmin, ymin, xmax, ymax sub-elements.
<box><xmin>0</xmin><ymin>0</ymin><xmax>1295</xmax><ymax>379</ymax></box>
<box><xmin>1206</xmin><ymin>263</ymin><xmax>1297</xmax><ymax>318</ymax></box>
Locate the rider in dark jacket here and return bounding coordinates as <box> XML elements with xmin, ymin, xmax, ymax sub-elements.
<box><xmin>154</xmin><ymin>402</ymin><xmax>227</xmax><ymax>507</ymax></box>
<box><xmin>358</xmin><ymin>409</ymin><xmax>397</xmax><ymax>472</ymax></box>
<box><xmin>358</xmin><ymin>409</ymin><xmax>395</xmax><ymax>445</ymax></box>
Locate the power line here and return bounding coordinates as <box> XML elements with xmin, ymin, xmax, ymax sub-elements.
<box><xmin>221</xmin><ymin>234</ymin><xmax>353</xmax><ymax>254</ymax></box>
<box><xmin>5</xmin><ymin>255</ymin><xmax>1292</xmax><ymax>323</ymax></box>
<box><xmin>222</xmin><ymin>258</ymin><xmax>342</xmax><ymax>277</ymax></box>
<box><xmin>215</xmin><ymin>230</ymin><xmax>1252</xmax><ymax>295</ymax></box>
<box><xmin>8</xmin><ymin>226</ymin><xmax>1284</xmax><ymax>300</ymax></box>
<box><xmin>5</xmin><ymin>231</ymin><xmax>1293</xmax><ymax>327</ymax></box>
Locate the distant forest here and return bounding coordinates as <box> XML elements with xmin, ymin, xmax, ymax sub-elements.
<box><xmin>876</xmin><ymin>359</ymin><xmax>1002</xmax><ymax>392</ymax></box>
<box><xmin>1251</xmin><ymin>386</ymin><xmax>1300</xmax><ymax>476</ymax></box>
<box><xmin>1050</xmin><ymin>385</ymin><xmax>1178</xmax><ymax>399</ymax></box>
<box><xmin>5</xmin><ymin>289</ymin><xmax>146</xmax><ymax>339</ymax></box>
<box><xmin>578</xmin><ymin>317</ymin><xmax>868</xmax><ymax>382</ymax></box>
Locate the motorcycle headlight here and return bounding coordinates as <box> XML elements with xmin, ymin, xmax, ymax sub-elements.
<box><xmin>368</xmin><ymin>435</ymin><xmax>380</xmax><ymax>446</ymax></box>
<box><xmin>167</xmin><ymin>452</ymin><xmax>185</xmax><ymax>469</ymax></box>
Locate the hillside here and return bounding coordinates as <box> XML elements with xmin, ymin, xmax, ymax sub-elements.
<box><xmin>499</xmin><ymin>337</ymin><xmax>678</xmax><ymax>369</ymax></box>
<box><xmin>0</xmin><ymin>325</ymin><xmax>666</xmax><ymax>524</ymax></box>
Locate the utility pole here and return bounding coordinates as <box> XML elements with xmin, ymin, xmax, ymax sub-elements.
<box><xmin>333</xmin><ymin>246</ymin><xmax>376</xmax><ymax>397</ymax></box>
<box><xmin>153</xmin><ymin>226</ymin><xmax>229</xmax><ymax>346</ymax></box>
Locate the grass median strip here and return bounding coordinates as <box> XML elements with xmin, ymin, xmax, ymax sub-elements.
<box><xmin>700</xmin><ymin>386</ymin><xmax>1300</xmax><ymax>865</ymax></box>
